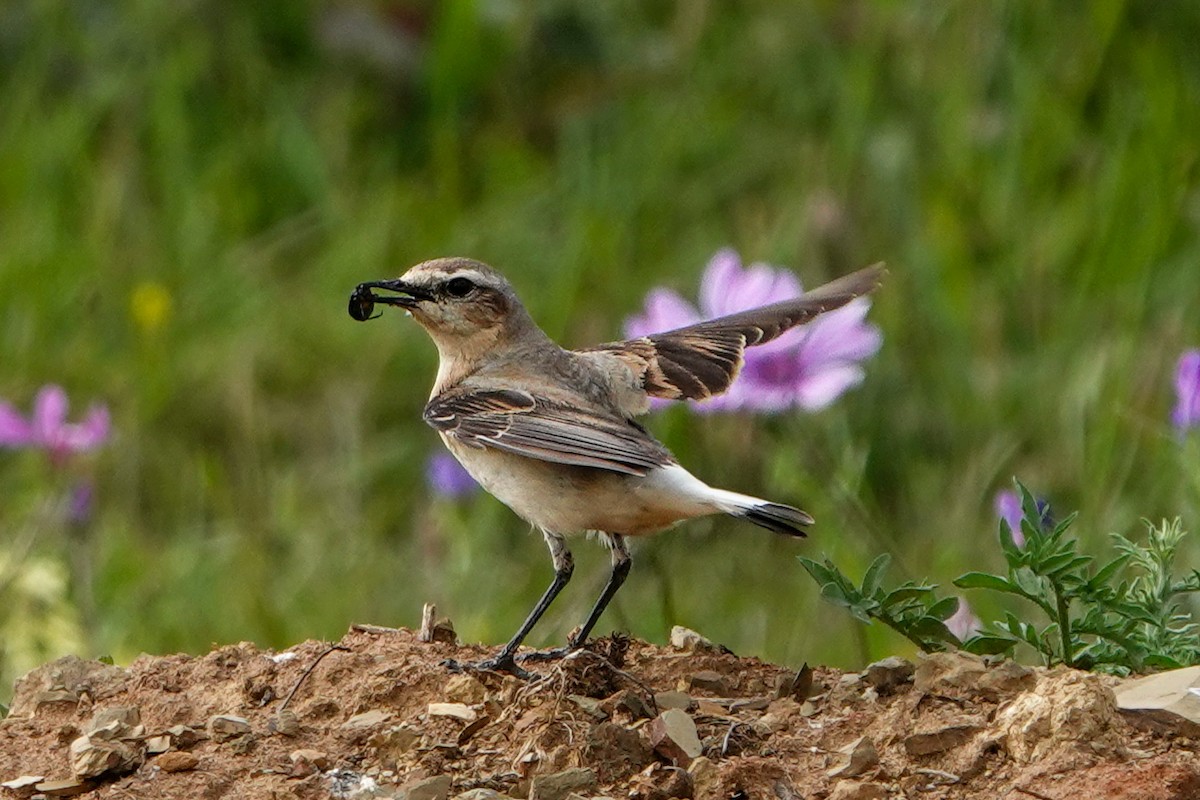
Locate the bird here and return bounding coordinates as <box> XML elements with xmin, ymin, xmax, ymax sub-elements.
<box><xmin>349</xmin><ymin>257</ymin><xmax>884</xmax><ymax>677</ymax></box>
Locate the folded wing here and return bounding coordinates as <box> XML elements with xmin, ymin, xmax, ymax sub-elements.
<box><xmin>424</xmin><ymin>388</ymin><xmax>673</xmax><ymax>476</ymax></box>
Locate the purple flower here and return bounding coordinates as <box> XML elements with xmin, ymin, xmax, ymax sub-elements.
<box><xmin>994</xmin><ymin>490</ymin><xmax>1025</xmax><ymax>547</ymax></box>
<box><xmin>624</xmin><ymin>248</ymin><xmax>882</xmax><ymax>412</ymax></box>
<box><xmin>0</xmin><ymin>385</ymin><xmax>110</xmax><ymax>463</ymax></box>
<box><xmin>994</xmin><ymin>489</ymin><xmax>1054</xmax><ymax>548</ymax></box>
<box><xmin>1172</xmin><ymin>349</ymin><xmax>1200</xmax><ymax>432</ymax></box>
<box><xmin>68</xmin><ymin>481</ymin><xmax>95</xmax><ymax>524</ymax></box>
<box><xmin>426</xmin><ymin>452</ymin><xmax>479</xmax><ymax>498</ymax></box>
<box><xmin>945</xmin><ymin>597</ymin><xmax>982</xmax><ymax>640</ymax></box>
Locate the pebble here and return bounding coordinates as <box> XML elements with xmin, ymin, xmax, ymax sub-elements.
<box><xmin>648</xmin><ymin>708</ymin><xmax>703</xmax><ymax>766</ymax></box>
<box><xmin>827</xmin><ymin>736</ymin><xmax>879</xmax><ymax>777</ymax></box>
<box><xmin>157</xmin><ymin>751</ymin><xmax>200</xmax><ymax>773</ymax></box>
<box><xmin>207</xmin><ymin>714</ymin><xmax>251</xmax><ymax>742</ymax></box>
<box><xmin>404</xmin><ymin>774</ymin><xmax>452</xmax><ymax>800</ymax></box>
<box><xmin>862</xmin><ymin>656</ymin><xmax>914</xmax><ymax>694</ymax></box>
<box><xmin>529</xmin><ymin>767</ymin><xmax>596</xmax><ymax>800</ymax></box>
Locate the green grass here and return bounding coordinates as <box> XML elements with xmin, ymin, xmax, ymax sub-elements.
<box><xmin>2</xmin><ymin>1</ymin><xmax>1199</xmax><ymax>698</ymax></box>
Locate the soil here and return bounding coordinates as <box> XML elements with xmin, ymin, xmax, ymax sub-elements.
<box><xmin>2</xmin><ymin>626</ymin><xmax>1199</xmax><ymax>800</ymax></box>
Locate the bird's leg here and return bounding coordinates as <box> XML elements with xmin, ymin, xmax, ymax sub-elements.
<box><xmin>521</xmin><ymin>533</ymin><xmax>631</xmax><ymax>664</ymax></box>
<box><xmin>443</xmin><ymin>531</ymin><xmax>573</xmax><ymax>679</ymax></box>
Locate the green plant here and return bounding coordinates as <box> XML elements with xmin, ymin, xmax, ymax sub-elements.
<box><xmin>802</xmin><ymin>482</ymin><xmax>1200</xmax><ymax>673</ymax></box>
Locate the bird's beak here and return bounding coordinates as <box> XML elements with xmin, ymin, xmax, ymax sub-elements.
<box><xmin>348</xmin><ymin>279</ymin><xmax>434</xmax><ymax>321</ymax></box>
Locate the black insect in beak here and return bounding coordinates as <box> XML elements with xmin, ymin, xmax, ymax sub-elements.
<box><xmin>348</xmin><ymin>280</ymin><xmax>434</xmax><ymax>321</ymax></box>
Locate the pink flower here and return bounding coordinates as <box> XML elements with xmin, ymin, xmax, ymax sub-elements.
<box><xmin>0</xmin><ymin>385</ymin><xmax>110</xmax><ymax>463</ymax></box>
<box><xmin>945</xmin><ymin>597</ymin><xmax>982</xmax><ymax>640</ymax></box>
<box><xmin>1173</xmin><ymin>349</ymin><xmax>1200</xmax><ymax>432</ymax></box>
<box><xmin>625</xmin><ymin>248</ymin><xmax>882</xmax><ymax>412</ymax></box>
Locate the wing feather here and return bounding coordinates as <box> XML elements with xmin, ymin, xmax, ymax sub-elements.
<box><xmin>423</xmin><ymin>388</ymin><xmax>672</xmax><ymax>476</ymax></box>
<box><xmin>585</xmin><ymin>263</ymin><xmax>884</xmax><ymax>402</ymax></box>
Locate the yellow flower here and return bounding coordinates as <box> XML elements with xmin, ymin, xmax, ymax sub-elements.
<box><xmin>130</xmin><ymin>282</ymin><xmax>173</xmax><ymax>335</ymax></box>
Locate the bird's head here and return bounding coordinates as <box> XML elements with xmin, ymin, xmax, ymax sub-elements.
<box><xmin>350</xmin><ymin>257</ymin><xmax>536</xmax><ymax>359</ymax></box>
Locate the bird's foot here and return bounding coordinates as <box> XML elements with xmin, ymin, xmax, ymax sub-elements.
<box><xmin>516</xmin><ymin>642</ymin><xmax>583</xmax><ymax>664</ymax></box>
<box><xmin>440</xmin><ymin>652</ymin><xmax>535</xmax><ymax>681</ymax></box>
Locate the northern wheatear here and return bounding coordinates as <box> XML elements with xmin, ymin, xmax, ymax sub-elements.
<box><xmin>350</xmin><ymin>257</ymin><xmax>883</xmax><ymax>676</ymax></box>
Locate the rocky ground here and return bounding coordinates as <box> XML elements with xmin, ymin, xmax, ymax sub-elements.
<box><xmin>2</xmin><ymin>625</ymin><xmax>1199</xmax><ymax>800</ymax></box>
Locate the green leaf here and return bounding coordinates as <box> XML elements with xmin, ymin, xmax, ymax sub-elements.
<box><xmin>962</xmin><ymin>635</ymin><xmax>1018</xmax><ymax>655</ymax></box>
<box><xmin>928</xmin><ymin>595</ymin><xmax>962</xmax><ymax>620</ymax></box>
<box><xmin>882</xmin><ymin>585</ymin><xmax>935</xmax><ymax>607</ymax></box>
<box><xmin>954</xmin><ymin>572</ymin><xmax>1017</xmax><ymax>593</ymax></box>
<box><xmin>861</xmin><ymin>553</ymin><xmax>891</xmax><ymax>598</ymax></box>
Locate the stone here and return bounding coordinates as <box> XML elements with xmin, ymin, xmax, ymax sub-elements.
<box><xmin>1</xmin><ymin>775</ymin><xmax>44</xmax><ymax>791</ymax></box>
<box><xmin>404</xmin><ymin>774</ymin><xmax>452</xmax><ymax>800</ymax></box>
<box><xmin>427</xmin><ymin>702</ymin><xmax>477</xmax><ymax>722</ymax></box>
<box><xmin>647</xmin><ymin>708</ymin><xmax>703</xmax><ymax>766</ymax></box>
<box><xmin>669</xmin><ymin>625</ymin><xmax>720</xmax><ymax>653</ymax></box>
<box><xmin>688</xmin><ymin>671</ymin><xmax>731</xmax><ymax>694</ymax></box>
<box><xmin>342</xmin><ymin>709</ymin><xmax>391</xmax><ymax>731</ymax></box>
<box><xmin>688</xmin><ymin>756</ymin><xmax>719</xmax><ymax>799</ymax></box>
<box><xmin>862</xmin><ymin>656</ymin><xmax>914</xmax><ymax>694</ymax></box>
<box><xmin>145</xmin><ymin>735</ymin><xmax>172</xmax><ymax>754</ymax></box>
<box><xmin>86</xmin><ymin>706</ymin><xmax>141</xmax><ymax>737</ymax></box>
<box><xmin>157</xmin><ymin>751</ymin><xmax>200</xmax><ymax>772</ymax></box>
<box><xmin>1115</xmin><ymin>665</ymin><xmax>1200</xmax><ymax>732</ymax></box>
<box><xmin>827</xmin><ymin>736</ymin><xmax>879</xmax><ymax>777</ymax></box>
<box><xmin>7</xmin><ymin>655</ymin><xmax>125</xmax><ymax>719</ymax></box>
<box><xmin>69</xmin><ymin>734</ymin><xmax>142</xmax><ymax>779</ymax></box>
<box><xmin>444</xmin><ymin>674</ymin><xmax>486</xmax><ymax>705</ymax></box>
<box><xmin>269</xmin><ymin>708</ymin><xmax>301</xmax><ymax>736</ymax></box>
<box><xmin>654</xmin><ymin>691</ymin><xmax>693</xmax><ymax>711</ymax></box>
<box><xmin>34</xmin><ymin>779</ymin><xmax>92</xmax><ymax>797</ymax></box>
<box><xmin>567</xmin><ymin>694</ymin><xmax>608</xmax><ymax>720</ymax></box>
<box><xmin>166</xmin><ymin>724</ymin><xmax>202</xmax><ymax>748</ymax></box>
<box><xmin>775</xmin><ymin>664</ymin><xmax>815</xmax><ymax>702</ymax></box>
<box><xmin>291</xmin><ymin>748</ymin><xmax>331</xmax><ymax>772</ymax></box>
<box><xmin>207</xmin><ymin>714</ymin><xmax>252</xmax><ymax>741</ymax></box>
<box><xmin>914</xmin><ymin>651</ymin><xmax>1034</xmax><ymax>701</ymax></box>
<box><xmin>452</xmin><ymin>791</ymin><xmax>507</xmax><ymax>800</ymax></box>
<box><xmin>903</xmin><ymin>725</ymin><xmax>981</xmax><ymax>756</ymax></box>
<box><xmin>997</xmin><ymin>669</ymin><xmax>1118</xmax><ymax>762</ymax></box>
<box><xmin>529</xmin><ymin>768</ymin><xmax>596</xmax><ymax>800</ymax></box>
<box><xmin>828</xmin><ymin>781</ymin><xmax>888</xmax><ymax>800</ymax></box>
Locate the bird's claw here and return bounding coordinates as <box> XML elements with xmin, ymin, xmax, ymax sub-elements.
<box><xmin>516</xmin><ymin>643</ymin><xmax>580</xmax><ymax>664</ymax></box>
<box><xmin>440</xmin><ymin>654</ymin><xmax>534</xmax><ymax>681</ymax></box>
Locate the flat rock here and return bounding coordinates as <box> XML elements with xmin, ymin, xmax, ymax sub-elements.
<box><xmin>669</xmin><ymin>626</ymin><xmax>720</xmax><ymax>653</ymax></box>
<box><xmin>862</xmin><ymin>656</ymin><xmax>914</xmax><ymax>693</ymax></box>
<box><xmin>828</xmin><ymin>736</ymin><xmax>879</xmax><ymax>777</ymax></box>
<box><xmin>341</xmin><ymin>709</ymin><xmax>390</xmax><ymax>730</ymax></box>
<box><xmin>443</xmin><ymin>674</ymin><xmax>486</xmax><ymax>705</ymax></box>
<box><xmin>69</xmin><ymin>733</ymin><xmax>142</xmax><ymax>779</ymax></box>
<box><xmin>688</xmin><ymin>671</ymin><xmax>730</xmax><ymax>694</ymax></box>
<box><xmin>654</xmin><ymin>690</ymin><xmax>693</xmax><ymax>711</ymax></box>
<box><xmin>157</xmin><ymin>751</ymin><xmax>200</xmax><ymax>773</ymax></box>
<box><xmin>452</xmin><ymin>790</ymin><xmax>507</xmax><ymax>800</ymax></box>
<box><xmin>903</xmin><ymin>724</ymin><xmax>981</xmax><ymax>756</ymax></box>
<box><xmin>405</xmin><ymin>774</ymin><xmax>452</xmax><ymax>800</ymax></box>
<box><xmin>207</xmin><ymin>714</ymin><xmax>252</xmax><ymax>741</ymax></box>
<box><xmin>34</xmin><ymin>778</ymin><xmax>93</xmax><ymax>797</ymax></box>
<box><xmin>427</xmin><ymin>702</ymin><xmax>477</xmax><ymax>722</ymax></box>
<box><xmin>648</xmin><ymin>708</ymin><xmax>702</xmax><ymax>766</ymax></box>
<box><xmin>529</xmin><ymin>767</ymin><xmax>596</xmax><ymax>800</ymax></box>
<box><xmin>1</xmin><ymin>775</ymin><xmax>44</xmax><ymax>791</ymax></box>
<box><xmin>1115</xmin><ymin>665</ymin><xmax>1200</xmax><ymax>731</ymax></box>
<box><xmin>828</xmin><ymin>781</ymin><xmax>888</xmax><ymax>800</ymax></box>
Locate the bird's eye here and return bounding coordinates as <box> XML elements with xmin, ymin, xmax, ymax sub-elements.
<box><xmin>445</xmin><ymin>277</ymin><xmax>475</xmax><ymax>298</ymax></box>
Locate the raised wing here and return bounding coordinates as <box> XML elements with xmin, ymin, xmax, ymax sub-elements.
<box><xmin>586</xmin><ymin>263</ymin><xmax>884</xmax><ymax>402</ymax></box>
<box><xmin>423</xmin><ymin>388</ymin><xmax>673</xmax><ymax>476</ymax></box>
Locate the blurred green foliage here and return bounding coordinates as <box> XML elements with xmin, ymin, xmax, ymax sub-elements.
<box><xmin>2</xmin><ymin>1</ymin><xmax>1200</xmax><ymax>698</ymax></box>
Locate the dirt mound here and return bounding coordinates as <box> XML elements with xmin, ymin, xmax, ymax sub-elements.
<box><xmin>2</xmin><ymin>627</ymin><xmax>1198</xmax><ymax>800</ymax></box>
